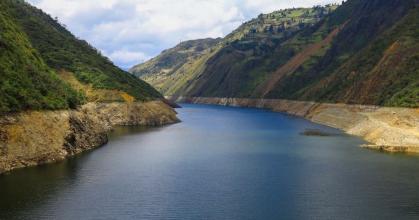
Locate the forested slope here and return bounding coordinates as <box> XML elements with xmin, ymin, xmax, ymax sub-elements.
<box><xmin>0</xmin><ymin>0</ymin><xmax>162</xmax><ymax>114</ymax></box>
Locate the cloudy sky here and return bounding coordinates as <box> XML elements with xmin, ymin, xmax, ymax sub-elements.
<box><xmin>27</xmin><ymin>0</ymin><xmax>339</xmax><ymax>69</ymax></box>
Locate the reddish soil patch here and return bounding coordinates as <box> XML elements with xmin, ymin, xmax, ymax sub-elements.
<box><xmin>255</xmin><ymin>24</ymin><xmax>346</xmax><ymax>97</ymax></box>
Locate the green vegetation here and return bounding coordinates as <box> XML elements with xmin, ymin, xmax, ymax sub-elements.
<box><xmin>0</xmin><ymin>0</ymin><xmax>163</xmax><ymax>114</ymax></box>
<box><xmin>134</xmin><ymin>0</ymin><xmax>418</xmax><ymax>107</ymax></box>
<box><xmin>130</xmin><ymin>38</ymin><xmax>222</xmax><ymax>96</ymax></box>
<box><xmin>132</xmin><ymin>6</ymin><xmax>337</xmax><ymax>97</ymax></box>
<box><xmin>0</xmin><ymin>4</ymin><xmax>83</xmax><ymax>113</ymax></box>
<box><xmin>131</xmin><ymin>38</ymin><xmax>221</xmax><ymax>79</ymax></box>
<box><xmin>266</xmin><ymin>0</ymin><xmax>418</xmax><ymax>107</ymax></box>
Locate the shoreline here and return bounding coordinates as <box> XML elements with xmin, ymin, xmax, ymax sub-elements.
<box><xmin>173</xmin><ymin>97</ymin><xmax>419</xmax><ymax>154</ymax></box>
<box><xmin>0</xmin><ymin>100</ymin><xmax>179</xmax><ymax>174</ymax></box>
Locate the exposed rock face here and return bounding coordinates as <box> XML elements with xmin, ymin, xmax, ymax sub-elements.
<box><xmin>0</xmin><ymin>101</ymin><xmax>179</xmax><ymax>174</ymax></box>
<box><xmin>176</xmin><ymin>97</ymin><xmax>419</xmax><ymax>153</ymax></box>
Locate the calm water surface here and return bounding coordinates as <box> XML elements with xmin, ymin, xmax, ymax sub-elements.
<box><xmin>1</xmin><ymin>104</ymin><xmax>419</xmax><ymax>219</ymax></box>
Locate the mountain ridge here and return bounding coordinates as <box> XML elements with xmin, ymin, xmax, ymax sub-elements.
<box><xmin>132</xmin><ymin>0</ymin><xmax>418</xmax><ymax>107</ymax></box>
<box><xmin>131</xmin><ymin>5</ymin><xmax>338</xmax><ymax>96</ymax></box>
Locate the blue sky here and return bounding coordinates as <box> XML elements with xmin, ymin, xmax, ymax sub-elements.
<box><xmin>27</xmin><ymin>0</ymin><xmax>339</xmax><ymax>69</ymax></box>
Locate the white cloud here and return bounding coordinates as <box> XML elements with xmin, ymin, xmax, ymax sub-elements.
<box><xmin>107</xmin><ymin>50</ymin><xmax>151</xmax><ymax>68</ymax></box>
<box><xmin>26</xmin><ymin>0</ymin><xmax>339</xmax><ymax>69</ymax></box>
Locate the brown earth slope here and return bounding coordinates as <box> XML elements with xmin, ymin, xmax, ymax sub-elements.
<box><xmin>0</xmin><ymin>101</ymin><xmax>179</xmax><ymax>174</ymax></box>
<box><xmin>255</xmin><ymin>24</ymin><xmax>346</xmax><ymax>97</ymax></box>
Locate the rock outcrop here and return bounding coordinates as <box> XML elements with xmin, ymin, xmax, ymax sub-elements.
<box><xmin>177</xmin><ymin>97</ymin><xmax>419</xmax><ymax>153</ymax></box>
<box><xmin>0</xmin><ymin>101</ymin><xmax>179</xmax><ymax>174</ymax></box>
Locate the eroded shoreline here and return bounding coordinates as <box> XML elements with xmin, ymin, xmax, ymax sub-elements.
<box><xmin>0</xmin><ymin>101</ymin><xmax>179</xmax><ymax>174</ymax></box>
<box><xmin>175</xmin><ymin>97</ymin><xmax>419</xmax><ymax>153</ymax></box>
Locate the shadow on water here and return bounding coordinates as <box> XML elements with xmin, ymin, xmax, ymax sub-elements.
<box><xmin>108</xmin><ymin>125</ymin><xmax>165</xmax><ymax>140</ymax></box>
<box><xmin>0</xmin><ymin>155</ymin><xmax>83</xmax><ymax>217</ymax></box>
<box><xmin>0</xmin><ymin>123</ymin><xmax>178</xmax><ymax>219</ymax></box>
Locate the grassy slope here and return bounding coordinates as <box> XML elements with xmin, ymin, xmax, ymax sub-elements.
<box><xmin>266</xmin><ymin>0</ymin><xmax>418</xmax><ymax>107</ymax></box>
<box><xmin>134</xmin><ymin>6</ymin><xmax>337</xmax><ymax>97</ymax></box>
<box><xmin>137</xmin><ymin>0</ymin><xmax>418</xmax><ymax>107</ymax></box>
<box><xmin>0</xmin><ymin>3</ymin><xmax>83</xmax><ymax>113</ymax></box>
<box><xmin>130</xmin><ymin>38</ymin><xmax>221</xmax><ymax>78</ymax></box>
<box><xmin>4</xmin><ymin>0</ymin><xmax>162</xmax><ymax>105</ymax></box>
<box><xmin>193</xmin><ymin>7</ymin><xmax>340</xmax><ymax>98</ymax></box>
<box><xmin>130</xmin><ymin>38</ymin><xmax>222</xmax><ymax>95</ymax></box>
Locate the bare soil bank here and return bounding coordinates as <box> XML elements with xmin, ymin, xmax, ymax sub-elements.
<box><xmin>0</xmin><ymin>101</ymin><xmax>179</xmax><ymax>174</ymax></box>
<box><xmin>175</xmin><ymin>97</ymin><xmax>419</xmax><ymax>153</ymax></box>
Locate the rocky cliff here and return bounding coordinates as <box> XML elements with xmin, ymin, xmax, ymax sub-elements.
<box><xmin>0</xmin><ymin>101</ymin><xmax>179</xmax><ymax>174</ymax></box>
<box><xmin>177</xmin><ymin>97</ymin><xmax>419</xmax><ymax>153</ymax></box>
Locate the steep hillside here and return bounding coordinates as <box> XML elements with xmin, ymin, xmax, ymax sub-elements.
<box><xmin>132</xmin><ymin>5</ymin><xmax>338</xmax><ymax>96</ymax></box>
<box><xmin>265</xmin><ymin>0</ymin><xmax>419</xmax><ymax>107</ymax></box>
<box><xmin>0</xmin><ymin>2</ymin><xmax>83</xmax><ymax>113</ymax></box>
<box><xmin>134</xmin><ymin>0</ymin><xmax>418</xmax><ymax>107</ymax></box>
<box><xmin>0</xmin><ymin>0</ymin><xmax>179</xmax><ymax>173</ymax></box>
<box><xmin>130</xmin><ymin>38</ymin><xmax>221</xmax><ymax>93</ymax></box>
<box><xmin>0</xmin><ymin>0</ymin><xmax>162</xmax><ymax>114</ymax></box>
<box><xmin>131</xmin><ymin>38</ymin><xmax>221</xmax><ymax>78</ymax></box>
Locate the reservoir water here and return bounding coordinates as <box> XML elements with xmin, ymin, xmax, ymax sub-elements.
<box><xmin>1</xmin><ymin>104</ymin><xmax>419</xmax><ymax>219</ymax></box>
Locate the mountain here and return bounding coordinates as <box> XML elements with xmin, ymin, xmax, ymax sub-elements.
<box><xmin>130</xmin><ymin>38</ymin><xmax>221</xmax><ymax>93</ymax></box>
<box><xmin>0</xmin><ymin>1</ymin><xmax>81</xmax><ymax>113</ymax></box>
<box><xmin>0</xmin><ymin>0</ymin><xmax>162</xmax><ymax>114</ymax></box>
<box><xmin>263</xmin><ymin>0</ymin><xmax>418</xmax><ymax>107</ymax></box>
<box><xmin>132</xmin><ymin>0</ymin><xmax>418</xmax><ymax>107</ymax></box>
<box><xmin>131</xmin><ymin>6</ymin><xmax>338</xmax><ymax>96</ymax></box>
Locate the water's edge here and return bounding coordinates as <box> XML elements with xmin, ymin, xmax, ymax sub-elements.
<box><xmin>173</xmin><ymin>97</ymin><xmax>419</xmax><ymax>153</ymax></box>
<box><xmin>0</xmin><ymin>100</ymin><xmax>179</xmax><ymax>174</ymax></box>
